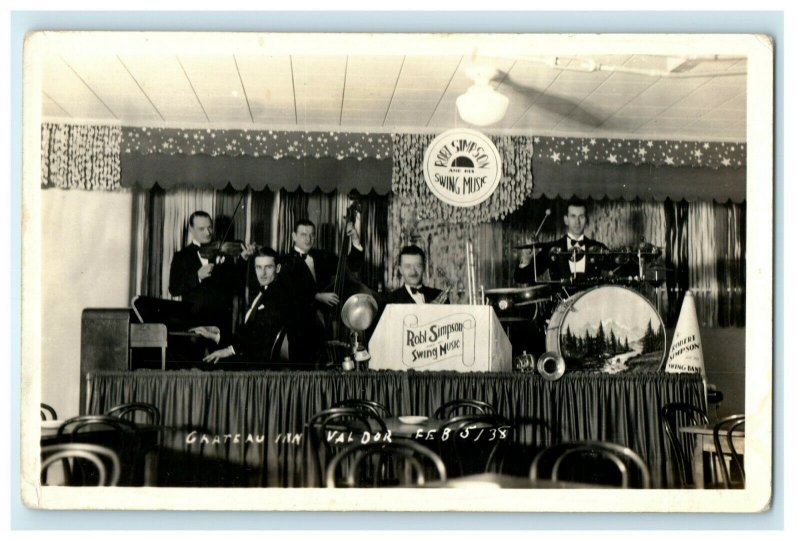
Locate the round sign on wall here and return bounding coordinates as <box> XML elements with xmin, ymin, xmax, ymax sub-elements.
<box><xmin>422</xmin><ymin>129</ymin><xmax>503</xmax><ymax>207</ymax></box>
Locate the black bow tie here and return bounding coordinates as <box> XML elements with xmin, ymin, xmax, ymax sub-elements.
<box><xmin>298</xmin><ymin>252</ymin><xmax>309</xmax><ymax>260</ymax></box>
<box><xmin>569</xmin><ymin>238</ymin><xmax>585</xmax><ymax>248</ymax></box>
<box><xmin>409</xmin><ymin>287</ymin><xmax>422</xmax><ymax>295</ymax></box>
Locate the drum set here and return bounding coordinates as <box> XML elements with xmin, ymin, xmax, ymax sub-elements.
<box><xmin>484</xmin><ymin>242</ymin><xmax>670</xmax><ymax>378</ymax></box>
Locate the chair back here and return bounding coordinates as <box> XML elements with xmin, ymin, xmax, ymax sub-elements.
<box><xmin>106</xmin><ymin>402</ymin><xmax>161</xmax><ymax>425</ymax></box>
<box><xmin>41</xmin><ymin>403</ymin><xmax>57</xmax><ymax>421</ymax></box>
<box><xmin>501</xmin><ymin>415</ymin><xmax>558</xmax><ymax>476</ymax></box>
<box><xmin>660</xmin><ymin>401</ymin><xmax>709</xmax><ymax>487</ymax></box>
<box><xmin>41</xmin><ymin>443</ymin><xmax>121</xmax><ymax>486</ymax></box>
<box><xmin>438</xmin><ymin>414</ymin><xmax>512</xmax><ymax>476</ymax></box>
<box><xmin>325</xmin><ymin>440</ymin><xmax>447</xmax><ymax>488</ymax></box>
<box><xmin>531</xmin><ymin>441</ymin><xmax>651</xmax><ymax>488</ymax></box>
<box><xmin>57</xmin><ymin>415</ymin><xmax>140</xmax><ymax>485</ymax></box>
<box><xmin>333</xmin><ymin>399</ymin><xmax>392</xmax><ymax>418</ymax></box>
<box><xmin>712</xmin><ymin>414</ymin><xmax>745</xmax><ymax>488</ymax></box>
<box><xmin>303</xmin><ymin>407</ymin><xmax>388</xmax><ymax>487</ymax></box>
<box><xmin>434</xmin><ymin>399</ymin><xmax>497</xmax><ymax>420</ymax></box>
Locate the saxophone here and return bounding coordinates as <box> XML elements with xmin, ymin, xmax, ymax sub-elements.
<box><xmin>431</xmin><ymin>286</ymin><xmax>452</xmax><ymax>304</ymax></box>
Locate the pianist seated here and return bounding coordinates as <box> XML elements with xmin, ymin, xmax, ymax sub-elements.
<box><xmin>191</xmin><ymin>247</ymin><xmax>289</xmax><ymax>365</ymax></box>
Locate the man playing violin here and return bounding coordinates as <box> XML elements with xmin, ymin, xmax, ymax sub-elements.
<box><xmin>191</xmin><ymin>247</ymin><xmax>289</xmax><ymax>366</ymax></box>
<box><xmin>168</xmin><ymin>210</ymin><xmax>256</xmax><ymax>340</ymax></box>
<box><xmin>515</xmin><ymin>198</ymin><xmax>608</xmax><ymax>284</ymax></box>
<box><xmin>280</xmin><ymin>218</ymin><xmax>364</xmax><ymax>367</ymax></box>
<box><xmin>386</xmin><ymin>245</ymin><xmax>448</xmax><ymax>304</ymax></box>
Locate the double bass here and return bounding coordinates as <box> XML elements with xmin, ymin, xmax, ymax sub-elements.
<box><xmin>322</xmin><ymin>200</ymin><xmax>384</xmax><ymax>366</ymax></box>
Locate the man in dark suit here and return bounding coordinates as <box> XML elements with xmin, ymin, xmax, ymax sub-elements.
<box><xmin>515</xmin><ymin>199</ymin><xmax>609</xmax><ymax>284</ymax></box>
<box><xmin>280</xmin><ymin>218</ymin><xmax>364</xmax><ymax>366</ymax></box>
<box><xmin>168</xmin><ymin>210</ymin><xmax>255</xmax><ymax>340</ymax></box>
<box><xmin>191</xmin><ymin>247</ymin><xmax>289</xmax><ymax>365</ymax></box>
<box><xmin>386</xmin><ymin>245</ymin><xmax>448</xmax><ymax>304</ymax></box>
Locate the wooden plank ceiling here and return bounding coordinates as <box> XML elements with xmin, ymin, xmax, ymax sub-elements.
<box><xmin>37</xmin><ymin>33</ymin><xmax>747</xmax><ymax>141</ymax></box>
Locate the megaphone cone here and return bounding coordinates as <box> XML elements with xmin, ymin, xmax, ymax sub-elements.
<box><xmin>664</xmin><ymin>291</ymin><xmax>706</xmax><ymax>378</ymax></box>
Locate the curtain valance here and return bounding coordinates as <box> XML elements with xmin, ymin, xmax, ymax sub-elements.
<box><xmin>120</xmin><ymin>154</ymin><xmax>392</xmax><ymax>194</ymax></box>
<box><xmin>41</xmin><ymin>123</ymin><xmax>746</xmax><ymax>203</ymax></box>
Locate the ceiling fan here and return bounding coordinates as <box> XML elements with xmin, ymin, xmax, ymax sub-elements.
<box><xmin>456</xmin><ymin>62</ymin><xmax>604</xmax><ymax>128</ymax></box>
<box><xmin>456</xmin><ymin>54</ymin><xmax>745</xmax><ymax>128</ymax></box>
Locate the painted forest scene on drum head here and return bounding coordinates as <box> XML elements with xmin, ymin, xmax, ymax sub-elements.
<box><xmin>558</xmin><ymin>287</ymin><xmax>666</xmax><ymax>374</ymax></box>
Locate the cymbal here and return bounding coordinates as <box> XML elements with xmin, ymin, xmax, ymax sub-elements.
<box><xmin>485</xmin><ymin>285</ymin><xmax>550</xmax><ymax>294</ymax></box>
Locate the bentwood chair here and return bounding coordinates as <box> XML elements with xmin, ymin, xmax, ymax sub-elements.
<box><xmin>106</xmin><ymin>402</ymin><xmax>161</xmax><ymax>425</ymax></box>
<box><xmin>438</xmin><ymin>414</ymin><xmax>512</xmax><ymax>477</ymax></box>
<box><xmin>333</xmin><ymin>399</ymin><xmax>392</xmax><ymax>418</ymax></box>
<box><xmin>434</xmin><ymin>399</ymin><xmax>497</xmax><ymax>420</ymax></box>
<box><xmin>713</xmin><ymin>414</ymin><xmax>745</xmax><ymax>488</ymax></box>
<box><xmin>41</xmin><ymin>403</ymin><xmax>58</xmax><ymax>421</ymax></box>
<box><xmin>502</xmin><ymin>415</ymin><xmax>558</xmax><ymax>477</ymax></box>
<box><xmin>57</xmin><ymin>415</ymin><xmax>140</xmax><ymax>485</ymax></box>
<box><xmin>41</xmin><ymin>443</ymin><xmax>121</xmax><ymax>487</ymax></box>
<box><xmin>325</xmin><ymin>440</ymin><xmax>447</xmax><ymax>488</ymax></box>
<box><xmin>303</xmin><ymin>407</ymin><xmax>388</xmax><ymax>487</ymax></box>
<box><xmin>106</xmin><ymin>402</ymin><xmax>162</xmax><ymax>485</ymax></box>
<box><xmin>660</xmin><ymin>402</ymin><xmax>709</xmax><ymax>488</ymax></box>
<box><xmin>530</xmin><ymin>441</ymin><xmax>652</xmax><ymax>489</ymax></box>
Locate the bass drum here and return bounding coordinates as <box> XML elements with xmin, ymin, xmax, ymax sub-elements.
<box><xmin>545</xmin><ymin>285</ymin><xmax>666</xmax><ymax>374</ymax></box>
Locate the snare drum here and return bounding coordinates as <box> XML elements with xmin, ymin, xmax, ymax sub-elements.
<box><xmin>485</xmin><ymin>285</ymin><xmax>551</xmax><ymax>315</ymax></box>
<box><xmin>545</xmin><ymin>285</ymin><xmax>666</xmax><ymax>374</ymax></box>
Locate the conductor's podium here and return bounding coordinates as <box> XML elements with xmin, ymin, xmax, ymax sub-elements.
<box><xmin>368</xmin><ymin>305</ymin><xmax>512</xmax><ymax>372</ymax></box>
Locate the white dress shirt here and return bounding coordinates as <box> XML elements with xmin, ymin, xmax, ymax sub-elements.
<box><xmin>405</xmin><ymin>284</ymin><xmax>426</xmax><ymax>304</ymax></box>
<box><xmin>295</xmin><ymin>247</ymin><xmax>316</xmax><ymax>281</ymax></box>
<box><xmin>567</xmin><ymin>234</ymin><xmax>587</xmax><ymax>273</ymax></box>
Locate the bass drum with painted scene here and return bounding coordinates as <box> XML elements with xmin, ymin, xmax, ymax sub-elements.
<box><xmin>545</xmin><ymin>285</ymin><xmax>666</xmax><ymax>374</ymax></box>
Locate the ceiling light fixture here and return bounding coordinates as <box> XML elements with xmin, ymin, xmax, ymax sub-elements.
<box><xmin>456</xmin><ymin>66</ymin><xmax>509</xmax><ymax>127</ymax></box>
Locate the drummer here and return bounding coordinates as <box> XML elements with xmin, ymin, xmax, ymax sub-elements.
<box><xmin>515</xmin><ymin>198</ymin><xmax>609</xmax><ymax>284</ymax></box>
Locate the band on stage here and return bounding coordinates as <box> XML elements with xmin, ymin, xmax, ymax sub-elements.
<box><xmin>153</xmin><ymin>197</ymin><xmax>669</xmax><ymax>370</ymax></box>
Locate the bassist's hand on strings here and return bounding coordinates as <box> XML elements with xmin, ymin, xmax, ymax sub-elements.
<box><xmin>345</xmin><ymin>223</ymin><xmax>362</xmax><ymax>251</ymax></box>
<box><xmin>315</xmin><ymin>292</ymin><xmax>340</xmax><ymax>307</ymax></box>
<box><xmin>240</xmin><ymin>242</ymin><xmax>257</xmax><ymax>260</ymax></box>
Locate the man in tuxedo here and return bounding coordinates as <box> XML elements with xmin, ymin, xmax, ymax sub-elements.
<box><xmin>515</xmin><ymin>199</ymin><xmax>608</xmax><ymax>284</ymax></box>
<box><xmin>386</xmin><ymin>245</ymin><xmax>448</xmax><ymax>304</ymax></box>
<box><xmin>168</xmin><ymin>210</ymin><xmax>255</xmax><ymax>340</ymax></box>
<box><xmin>280</xmin><ymin>218</ymin><xmax>364</xmax><ymax>366</ymax></box>
<box><xmin>192</xmin><ymin>247</ymin><xmax>289</xmax><ymax>365</ymax></box>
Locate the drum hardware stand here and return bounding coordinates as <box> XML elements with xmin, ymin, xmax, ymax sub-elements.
<box><xmin>637</xmin><ymin>247</ymin><xmax>645</xmax><ymax>281</ymax></box>
<box><xmin>525</xmin><ymin>209</ymin><xmax>550</xmax><ymax>281</ymax></box>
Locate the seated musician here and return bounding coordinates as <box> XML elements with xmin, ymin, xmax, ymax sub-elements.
<box><xmin>191</xmin><ymin>247</ymin><xmax>289</xmax><ymax>365</ymax></box>
<box><xmin>386</xmin><ymin>245</ymin><xmax>449</xmax><ymax>304</ymax></box>
<box><xmin>168</xmin><ymin>210</ymin><xmax>256</xmax><ymax>341</ymax></box>
<box><xmin>515</xmin><ymin>198</ymin><xmax>608</xmax><ymax>284</ymax></box>
<box><xmin>280</xmin><ymin>218</ymin><xmax>364</xmax><ymax>366</ymax></box>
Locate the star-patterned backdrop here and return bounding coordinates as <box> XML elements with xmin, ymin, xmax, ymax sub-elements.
<box><xmin>41</xmin><ymin>123</ymin><xmax>746</xmax><ymax>192</ymax></box>
<box><xmin>120</xmin><ymin>127</ymin><xmax>393</xmax><ymax>161</ymax></box>
<box><xmin>533</xmin><ymin>136</ymin><xmax>744</xmax><ymax>169</ymax></box>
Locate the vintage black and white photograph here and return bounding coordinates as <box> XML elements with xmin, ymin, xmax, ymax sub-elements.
<box><xmin>20</xmin><ymin>32</ymin><xmax>773</xmax><ymax>511</ymax></box>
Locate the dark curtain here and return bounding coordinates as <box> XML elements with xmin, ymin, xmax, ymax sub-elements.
<box><xmin>132</xmin><ymin>186</ymin><xmax>390</xmax><ymax>325</ymax></box>
<box><xmin>86</xmin><ymin>370</ymin><xmax>704</xmax><ymax>489</ymax></box>
<box><xmin>138</xmin><ymin>186</ymin><xmax>165</xmax><ymax>298</ymax></box>
<box><xmin>361</xmin><ymin>195</ymin><xmax>389</xmax><ymax>292</ymax></box>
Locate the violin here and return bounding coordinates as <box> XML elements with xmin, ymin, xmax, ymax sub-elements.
<box><xmin>198</xmin><ymin>240</ymin><xmax>248</xmax><ymax>260</ymax></box>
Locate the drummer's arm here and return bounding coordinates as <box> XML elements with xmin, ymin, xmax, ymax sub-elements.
<box><xmin>514</xmin><ymin>248</ymin><xmax>538</xmax><ymax>285</ymax></box>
